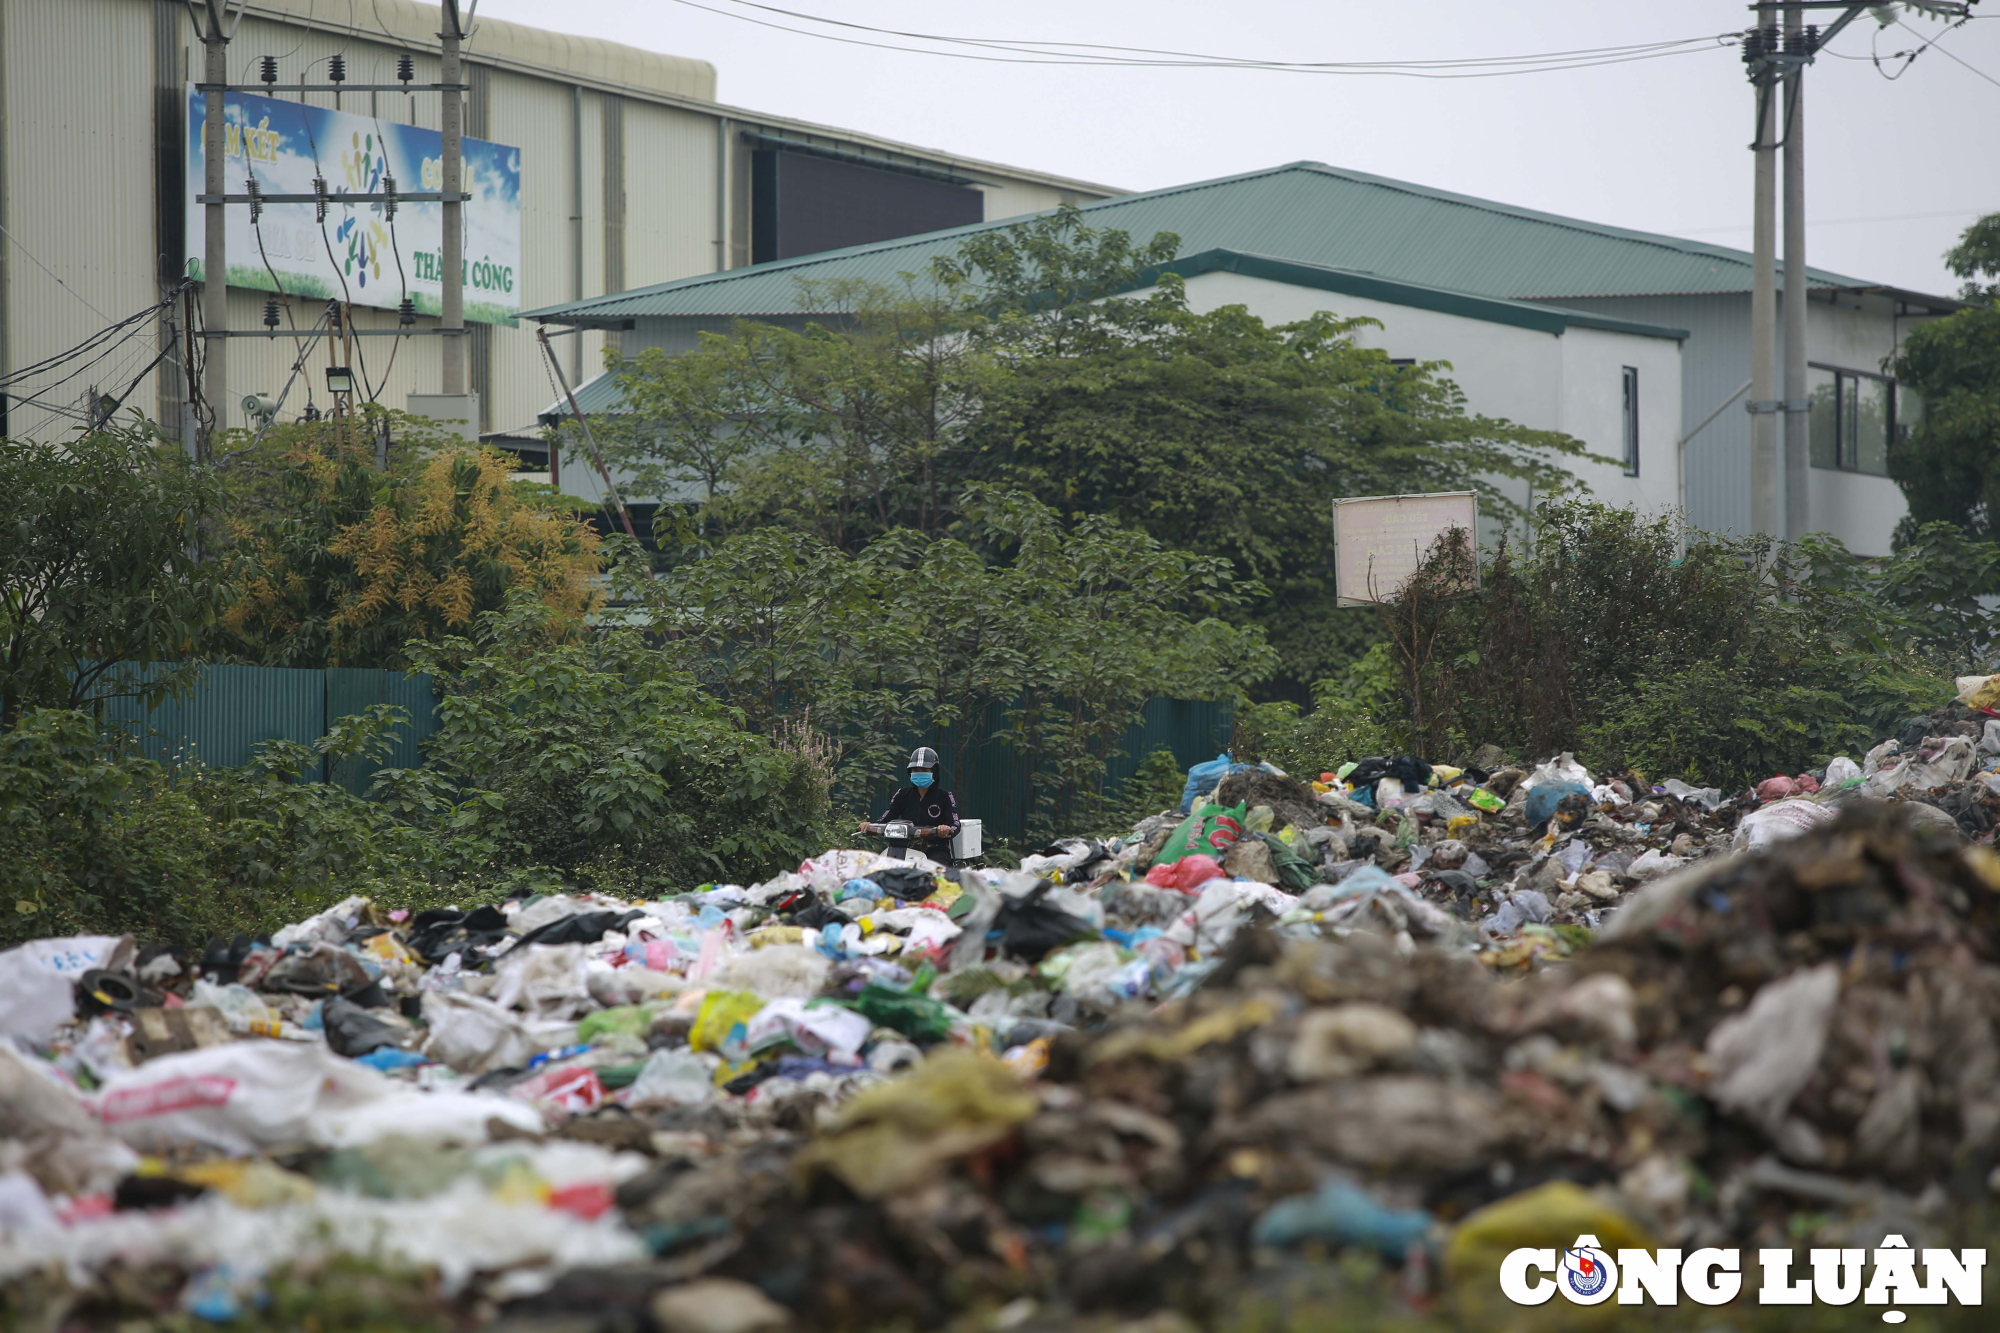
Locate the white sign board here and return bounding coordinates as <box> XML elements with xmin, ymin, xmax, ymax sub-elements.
<box><xmin>1332</xmin><ymin>491</ymin><xmax>1479</xmax><ymax>606</ymax></box>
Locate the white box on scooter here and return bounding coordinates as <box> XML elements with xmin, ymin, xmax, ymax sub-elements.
<box><xmin>951</xmin><ymin>819</ymin><xmax>982</xmax><ymax>860</ymax></box>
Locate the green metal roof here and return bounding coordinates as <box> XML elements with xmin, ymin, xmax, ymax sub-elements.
<box><xmin>537</xmin><ymin>246</ymin><xmax>1688</xmax><ymax>423</ymax></box>
<box><xmin>525</xmin><ymin>160</ymin><xmax>1905</xmax><ymax>327</ymax></box>
<box><xmin>1166</xmin><ymin>251</ymin><xmax>1686</xmax><ymax>340</ymax></box>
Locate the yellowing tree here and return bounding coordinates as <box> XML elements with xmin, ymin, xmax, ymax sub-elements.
<box><xmin>218</xmin><ymin>412</ymin><xmax>600</xmax><ymax>669</ymax></box>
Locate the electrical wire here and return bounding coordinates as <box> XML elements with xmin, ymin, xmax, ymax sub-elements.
<box><xmin>699</xmin><ymin>0</ymin><xmax>1731</xmax><ymax>71</ymax></box>
<box><xmin>0</xmin><ymin>222</ymin><xmax>119</xmax><ymax>323</ymax></box>
<box><xmin>1898</xmin><ymin>16</ymin><xmax>2000</xmax><ymax>88</ymax></box>
<box><xmin>664</xmin><ymin>0</ymin><xmax>1737</xmax><ymax>77</ymax></box>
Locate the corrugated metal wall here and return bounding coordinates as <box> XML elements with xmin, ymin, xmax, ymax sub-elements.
<box><xmin>868</xmin><ymin>697</ymin><xmax>1236</xmax><ymax>845</ymax></box>
<box><xmin>102</xmin><ymin>664</ymin><xmax>438</xmax><ymax>794</ymax></box>
<box><xmin>1540</xmin><ymin>293</ymin><xmax>1754</xmax><ymax>536</ymax></box>
<box><xmin>625</xmin><ymin>101</ymin><xmax>721</xmax><ymax>289</ymax></box>
<box><xmin>3</xmin><ymin>0</ymin><xmax>159</xmax><ymax>442</ymax></box>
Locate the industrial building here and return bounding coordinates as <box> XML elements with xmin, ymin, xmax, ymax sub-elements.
<box><xmin>0</xmin><ymin>0</ymin><xmax>1114</xmax><ymax>446</ymax></box>
<box><xmin>530</xmin><ymin>160</ymin><xmax>1959</xmax><ymax>555</ymax></box>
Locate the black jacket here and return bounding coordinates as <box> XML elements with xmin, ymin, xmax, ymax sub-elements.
<box><xmin>878</xmin><ymin>783</ymin><xmax>960</xmax><ymax>837</ymax></box>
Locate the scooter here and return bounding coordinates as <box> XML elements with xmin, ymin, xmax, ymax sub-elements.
<box><xmin>858</xmin><ymin>819</ymin><xmax>984</xmax><ymax>867</ymax></box>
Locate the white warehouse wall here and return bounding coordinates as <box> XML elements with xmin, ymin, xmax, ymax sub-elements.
<box><xmin>1179</xmin><ymin>270</ymin><xmax>1684</xmax><ymax>542</ymax></box>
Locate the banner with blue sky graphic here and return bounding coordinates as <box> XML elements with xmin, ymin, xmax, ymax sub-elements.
<box><xmin>186</xmin><ymin>88</ymin><xmax>521</xmax><ymax>325</ymax></box>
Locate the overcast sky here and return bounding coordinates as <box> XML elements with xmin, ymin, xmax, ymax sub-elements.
<box><xmin>479</xmin><ymin>0</ymin><xmax>2000</xmax><ymax>297</ymax></box>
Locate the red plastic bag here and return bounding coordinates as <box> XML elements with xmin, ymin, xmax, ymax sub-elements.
<box><xmin>1146</xmin><ymin>854</ymin><xmax>1224</xmax><ymax>893</ymax></box>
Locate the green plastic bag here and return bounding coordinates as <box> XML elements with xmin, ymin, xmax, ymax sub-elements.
<box><xmin>1153</xmin><ymin>801</ymin><xmax>1248</xmax><ymax>866</ymax></box>
<box><xmin>1255</xmin><ymin>831</ymin><xmax>1319</xmax><ymax>893</ymax></box>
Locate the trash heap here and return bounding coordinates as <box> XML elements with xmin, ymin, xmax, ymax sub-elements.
<box><xmin>7</xmin><ymin>696</ymin><xmax>2000</xmax><ymax>1328</ymax></box>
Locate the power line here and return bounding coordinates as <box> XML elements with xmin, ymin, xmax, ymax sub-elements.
<box><xmin>664</xmin><ymin>0</ymin><xmax>1737</xmax><ymax>77</ymax></box>
<box><xmin>1668</xmin><ymin>205</ymin><xmax>1993</xmax><ymax>234</ymax></box>
<box><xmin>1898</xmin><ymin>17</ymin><xmax>2000</xmax><ymax>88</ymax></box>
<box><xmin>705</xmin><ymin>1</ymin><xmax>1730</xmax><ymax>70</ymax></box>
<box><xmin>0</xmin><ymin>221</ymin><xmax>117</xmax><ymax>323</ymax></box>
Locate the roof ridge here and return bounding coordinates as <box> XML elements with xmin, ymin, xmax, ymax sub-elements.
<box><xmin>1272</xmin><ymin>161</ymin><xmax>1868</xmax><ymax>288</ymax></box>
<box><xmin>526</xmin><ymin>162</ymin><xmax>1327</xmax><ymax>319</ymax></box>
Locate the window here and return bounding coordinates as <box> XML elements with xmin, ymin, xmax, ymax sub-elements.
<box><xmin>1808</xmin><ymin>364</ymin><xmax>1898</xmax><ymax>477</ymax></box>
<box><xmin>1621</xmin><ymin>366</ymin><xmax>1639</xmax><ymax>476</ymax></box>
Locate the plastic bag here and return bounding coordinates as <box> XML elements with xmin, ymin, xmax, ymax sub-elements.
<box><xmin>0</xmin><ymin>934</ymin><xmax>132</xmax><ymax>1041</ymax></box>
<box><xmin>1152</xmin><ymin>802</ymin><xmax>1247</xmax><ymax>867</ymax></box>
<box><xmin>625</xmin><ymin>1047</ymin><xmax>716</xmax><ymax>1105</ymax></box>
<box><xmin>1733</xmin><ymin>796</ymin><xmax>1841</xmax><ymax>852</ymax></box>
<box><xmin>88</xmin><ymin>1041</ymin><xmax>387</xmax><ymax>1155</ymax></box>
<box><xmin>688</xmin><ymin>990</ymin><xmax>765</xmax><ymax>1059</ymax></box>
<box><xmin>741</xmin><ymin>996</ymin><xmax>873</xmax><ymax>1061</ymax></box>
<box><xmin>321</xmin><ymin>996</ymin><xmax>410</xmax><ymax>1058</ymax></box>
<box><xmin>422</xmin><ymin>990</ymin><xmax>574</xmax><ymax>1075</ymax></box>
<box><xmin>1146</xmin><ymin>853</ymin><xmax>1225</xmax><ymax>892</ymax></box>
<box><xmin>1179</xmin><ymin>752</ymin><xmax>1236</xmax><ymax>813</ymax></box>
<box><xmin>1520</xmin><ymin>751</ymin><xmax>1593</xmax><ymax>791</ymax></box>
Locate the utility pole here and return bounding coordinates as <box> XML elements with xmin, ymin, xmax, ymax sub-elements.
<box><xmin>1744</xmin><ymin>2</ymin><xmax>1943</xmax><ymax>536</ymax></box>
<box><xmin>1782</xmin><ymin>5</ymin><xmax>1810</xmax><ymax>538</ymax></box>
<box><xmin>1748</xmin><ymin>21</ymin><xmax>1779</xmax><ymax>537</ymax></box>
<box><xmin>439</xmin><ymin>0</ymin><xmax>466</xmax><ymax>397</ymax></box>
<box><xmin>199</xmin><ymin>0</ymin><xmax>240</xmax><ymax>453</ymax></box>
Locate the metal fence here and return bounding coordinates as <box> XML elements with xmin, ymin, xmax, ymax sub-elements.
<box><xmin>100</xmin><ymin>663</ymin><xmax>1229</xmax><ymax>840</ymax></box>
<box><xmin>100</xmin><ymin>665</ymin><xmax>439</xmax><ymax>795</ymax></box>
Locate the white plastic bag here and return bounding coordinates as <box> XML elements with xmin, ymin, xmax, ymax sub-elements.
<box><xmin>1862</xmin><ymin>735</ymin><xmax>1974</xmax><ymax>798</ymax></box>
<box><xmin>1520</xmin><ymin>752</ymin><xmax>1594</xmax><ymax>792</ymax></box>
<box><xmin>626</xmin><ymin>1047</ymin><xmax>717</xmax><ymax>1104</ymax></box>
<box><xmin>422</xmin><ymin>990</ymin><xmax>574</xmax><ymax>1075</ymax></box>
<box><xmin>489</xmin><ymin>943</ymin><xmax>594</xmax><ymax>1018</ymax></box>
<box><xmin>88</xmin><ymin>1042</ymin><xmax>387</xmax><ymax>1155</ymax></box>
<box><xmin>271</xmin><ymin>894</ymin><xmax>369</xmax><ymax>949</ymax></box>
<box><xmin>0</xmin><ymin>935</ymin><xmax>132</xmax><ymax>1041</ymax></box>
<box><xmin>1733</xmin><ymin>797</ymin><xmax>1841</xmax><ymax>852</ymax></box>
<box><xmin>1823</xmin><ymin>756</ymin><xmax>1862</xmax><ymax>787</ymax></box>
<box><xmin>741</xmin><ymin>996</ymin><xmax>872</xmax><ymax>1062</ymax></box>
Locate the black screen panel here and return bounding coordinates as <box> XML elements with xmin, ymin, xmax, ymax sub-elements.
<box><xmin>751</xmin><ymin>149</ymin><xmax>983</xmax><ymax>264</ymax></box>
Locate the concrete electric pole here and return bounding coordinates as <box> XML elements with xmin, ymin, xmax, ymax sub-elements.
<box><xmin>440</xmin><ymin>0</ymin><xmax>465</xmax><ymax>399</ymax></box>
<box><xmin>1743</xmin><ymin>1</ymin><xmax>1968</xmax><ymax>537</ymax></box>
<box><xmin>1748</xmin><ymin>23</ymin><xmax>1779</xmax><ymax>537</ymax></box>
<box><xmin>198</xmin><ymin>0</ymin><xmax>240</xmax><ymax>453</ymax></box>
<box><xmin>1782</xmin><ymin>4</ymin><xmax>1810</xmax><ymax>539</ymax></box>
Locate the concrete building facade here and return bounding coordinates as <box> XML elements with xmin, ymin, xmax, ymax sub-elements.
<box><xmin>0</xmin><ymin>0</ymin><xmax>1113</xmax><ymax>447</ymax></box>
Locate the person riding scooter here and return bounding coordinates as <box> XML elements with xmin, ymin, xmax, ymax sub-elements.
<box><xmin>858</xmin><ymin>747</ymin><xmax>960</xmax><ymax>861</ymax></box>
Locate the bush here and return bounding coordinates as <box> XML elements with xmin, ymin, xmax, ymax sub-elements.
<box><xmin>0</xmin><ymin>710</ymin><xmax>446</xmax><ymax>949</ymax></box>
<box><xmin>1367</xmin><ymin>501</ymin><xmax>1959</xmax><ymax>788</ymax></box>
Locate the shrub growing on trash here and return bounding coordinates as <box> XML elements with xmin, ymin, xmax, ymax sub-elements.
<box><xmin>1365</xmin><ymin>501</ymin><xmax>1954</xmax><ymax>787</ymax></box>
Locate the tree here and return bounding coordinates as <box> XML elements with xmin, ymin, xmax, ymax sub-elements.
<box><xmin>1889</xmin><ymin>212</ymin><xmax>2000</xmax><ymax>543</ymax></box>
<box><xmin>216</xmin><ymin>410</ymin><xmax>602</xmax><ymax>669</ymax></box>
<box><xmin>606</xmin><ymin>206</ymin><xmax>1597</xmax><ymax>699</ymax></box>
<box><xmin>643</xmin><ymin>489</ymin><xmax>1273</xmax><ymax>835</ymax></box>
<box><xmin>0</xmin><ymin>428</ymin><xmax>236</xmax><ymax>730</ymax></box>
<box><xmin>603</xmin><ymin>279</ymin><xmax>991</xmax><ymax>551</ymax></box>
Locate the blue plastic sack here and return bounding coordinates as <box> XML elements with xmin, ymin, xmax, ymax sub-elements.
<box><xmin>1180</xmin><ymin>752</ymin><xmax>1237</xmax><ymax>814</ymax></box>
<box><xmin>1252</xmin><ymin>1179</ymin><xmax>1431</xmax><ymax>1257</ymax></box>
<box><xmin>1524</xmin><ymin>780</ymin><xmax>1591</xmax><ymax>828</ymax></box>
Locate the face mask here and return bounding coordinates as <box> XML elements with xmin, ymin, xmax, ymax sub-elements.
<box><xmin>910</xmin><ymin>771</ymin><xmax>934</xmax><ymax>788</ymax></box>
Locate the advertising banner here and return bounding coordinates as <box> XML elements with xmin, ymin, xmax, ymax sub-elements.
<box><xmin>185</xmin><ymin>88</ymin><xmax>521</xmax><ymax>325</ymax></box>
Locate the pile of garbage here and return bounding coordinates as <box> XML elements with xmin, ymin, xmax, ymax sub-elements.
<box><xmin>7</xmin><ymin>697</ymin><xmax>2000</xmax><ymax>1328</ymax></box>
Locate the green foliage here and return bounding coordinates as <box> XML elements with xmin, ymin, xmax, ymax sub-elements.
<box><xmin>1233</xmin><ymin>644</ymin><xmax>1399</xmax><ymax>778</ymax></box>
<box><xmin>0</xmin><ymin>709</ymin><xmax>445</xmax><ymax>949</ymax></box>
<box><xmin>1888</xmin><ymin>211</ymin><xmax>2000</xmax><ymax>543</ymax></box>
<box><xmin>604</xmin><ymin>206</ymin><xmax>1598</xmax><ymax>698</ymax></box>
<box><xmin>212</xmin><ymin>408</ymin><xmax>601</xmax><ymax>670</ymax></box>
<box><xmin>646</xmin><ymin>489</ymin><xmax>1273</xmax><ymax>837</ymax></box>
<box><xmin>408</xmin><ymin>595</ymin><xmax>838</xmax><ymax>888</ymax></box>
<box><xmin>1374</xmin><ymin>501</ymin><xmax>1955</xmax><ymax>789</ymax></box>
<box><xmin>0</xmin><ymin>427</ymin><xmax>236</xmax><ymax>729</ymax></box>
